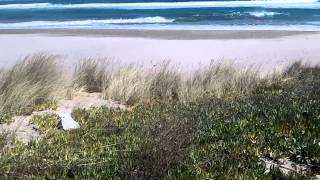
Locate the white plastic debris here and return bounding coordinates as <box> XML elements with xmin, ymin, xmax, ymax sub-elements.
<box><xmin>261</xmin><ymin>158</ymin><xmax>309</xmax><ymax>175</ymax></box>
<box><xmin>57</xmin><ymin>112</ymin><xmax>80</xmax><ymax>130</ymax></box>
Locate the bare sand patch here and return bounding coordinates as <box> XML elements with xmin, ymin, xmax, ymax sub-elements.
<box><xmin>0</xmin><ymin>93</ymin><xmax>126</xmax><ymax>144</ymax></box>
<box><xmin>0</xmin><ymin>30</ymin><xmax>320</xmax><ymax>73</ymax></box>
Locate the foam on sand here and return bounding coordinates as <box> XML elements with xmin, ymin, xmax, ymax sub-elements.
<box><xmin>1</xmin><ymin>22</ymin><xmax>320</xmax><ymax>31</ymax></box>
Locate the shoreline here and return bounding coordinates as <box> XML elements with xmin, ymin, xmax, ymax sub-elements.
<box><xmin>0</xmin><ymin>29</ymin><xmax>319</xmax><ymax>40</ymax></box>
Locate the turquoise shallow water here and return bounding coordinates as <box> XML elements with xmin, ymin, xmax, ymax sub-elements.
<box><xmin>0</xmin><ymin>0</ymin><xmax>320</xmax><ymax>30</ymax></box>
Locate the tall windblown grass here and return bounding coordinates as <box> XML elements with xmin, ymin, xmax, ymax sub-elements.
<box><xmin>180</xmin><ymin>62</ymin><xmax>261</xmax><ymax>101</ymax></box>
<box><xmin>73</xmin><ymin>59</ymin><xmax>262</xmax><ymax>104</ymax></box>
<box><xmin>72</xmin><ymin>59</ymin><xmax>108</xmax><ymax>93</ymax></box>
<box><xmin>0</xmin><ymin>131</ymin><xmax>15</xmax><ymax>155</ymax></box>
<box><xmin>0</xmin><ymin>56</ymin><xmax>262</xmax><ymax>118</ymax></box>
<box><xmin>102</xmin><ymin>64</ymin><xmax>150</xmax><ymax>105</ymax></box>
<box><xmin>149</xmin><ymin>62</ymin><xmax>181</xmax><ymax>102</ymax></box>
<box><xmin>0</xmin><ymin>54</ymin><xmax>61</xmax><ymax>121</ymax></box>
<box><xmin>0</xmin><ymin>132</ymin><xmax>9</xmax><ymax>154</ymax></box>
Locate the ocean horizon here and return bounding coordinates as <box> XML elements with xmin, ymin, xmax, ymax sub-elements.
<box><xmin>0</xmin><ymin>0</ymin><xmax>320</xmax><ymax>30</ymax></box>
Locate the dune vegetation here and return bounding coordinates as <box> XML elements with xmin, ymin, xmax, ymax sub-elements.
<box><xmin>0</xmin><ymin>55</ymin><xmax>320</xmax><ymax>179</ymax></box>
<box><xmin>0</xmin><ymin>55</ymin><xmax>61</xmax><ymax>123</ymax></box>
<box><xmin>73</xmin><ymin>59</ymin><xmax>262</xmax><ymax>105</ymax></box>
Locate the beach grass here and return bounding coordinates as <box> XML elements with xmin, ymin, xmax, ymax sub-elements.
<box><xmin>72</xmin><ymin>58</ymin><xmax>108</xmax><ymax>93</ymax></box>
<box><xmin>0</xmin><ymin>54</ymin><xmax>61</xmax><ymax>123</ymax></box>
<box><xmin>102</xmin><ymin>64</ymin><xmax>150</xmax><ymax>105</ymax></box>
<box><xmin>73</xmin><ymin>59</ymin><xmax>262</xmax><ymax>104</ymax></box>
<box><xmin>0</xmin><ymin>131</ymin><xmax>10</xmax><ymax>154</ymax></box>
<box><xmin>0</xmin><ymin>56</ymin><xmax>320</xmax><ymax>179</ymax></box>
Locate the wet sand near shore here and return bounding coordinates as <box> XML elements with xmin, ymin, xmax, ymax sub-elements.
<box><xmin>0</xmin><ymin>29</ymin><xmax>318</xmax><ymax>39</ymax></box>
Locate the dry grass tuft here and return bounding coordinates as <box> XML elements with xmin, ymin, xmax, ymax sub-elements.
<box><xmin>72</xmin><ymin>59</ymin><xmax>108</xmax><ymax>93</ymax></box>
<box><xmin>0</xmin><ymin>132</ymin><xmax>9</xmax><ymax>154</ymax></box>
<box><xmin>0</xmin><ymin>131</ymin><xmax>16</xmax><ymax>155</ymax></box>
<box><xmin>180</xmin><ymin>62</ymin><xmax>260</xmax><ymax>101</ymax></box>
<box><xmin>102</xmin><ymin>64</ymin><xmax>150</xmax><ymax>105</ymax></box>
<box><xmin>73</xmin><ymin>59</ymin><xmax>262</xmax><ymax>105</ymax></box>
<box><xmin>149</xmin><ymin>61</ymin><xmax>181</xmax><ymax>102</ymax></box>
<box><xmin>0</xmin><ymin>54</ymin><xmax>61</xmax><ymax>119</ymax></box>
<box><xmin>101</xmin><ymin>61</ymin><xmax>182</xmax><ymax>105</ymax></box>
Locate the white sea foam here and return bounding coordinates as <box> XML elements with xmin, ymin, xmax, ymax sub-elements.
<box><xmin>0</xmin><ymin>17</ymin><xmax>174</xmax><ymax>28</ymax></box>
<box><xmin>0</xmin><ymin>0</ymin><xmax>320</xmax><ymax>10</ymax></box>
<box><xmin>0</xmin><ymin>21</ymin><xmax>320</xmax><ymax>31</ymax></box>
<box><xmin>139</xmin><ymin>24</ymin><xmax>320</xmax><ymax>31</ymax></box>
<box><xmin>248</xmin><ymin>11</ymin><xmax>283</xmax><ymax>17</ymax></box>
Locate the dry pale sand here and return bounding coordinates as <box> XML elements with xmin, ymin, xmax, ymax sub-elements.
<box><xmin>0</xmin><ymin>92</ymin><xmax>127</xmax><ymax>144</ymax></box>
<box><xmin>0</xmin><ymin>30</ymin><xmax>320</xmax><ymax>72</ymax></box>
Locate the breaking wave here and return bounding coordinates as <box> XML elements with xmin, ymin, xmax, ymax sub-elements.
<box><xmin>248</xmin><ymin>11</ymin><xmax>283</xmax><ymax>17</ymax></box>
<box><xmin>0</xmin><ymin>17</ymin><xmax>174</xmax><ymax>28</ymax></box>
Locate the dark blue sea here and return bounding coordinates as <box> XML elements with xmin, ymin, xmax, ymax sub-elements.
<box><xmin>0</xmin><ymin>0</ymin><xmax>320</xmax><ymax>30</ymax></box>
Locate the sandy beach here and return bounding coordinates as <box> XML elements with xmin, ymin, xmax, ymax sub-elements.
<box><xmin>1</xmin><ymin>29</ymin><xmax>320</xmax><ymax>72</ymax></box>
<box><xmin>2</xmin><ymin>0</ymin><xmax>320</xmax><ymax>177</ymax></box>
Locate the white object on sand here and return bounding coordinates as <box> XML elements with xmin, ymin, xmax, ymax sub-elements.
<box><xmin>57</xmin><ymin>112</ymin><xmax>80</xmax><ymax>130</ymax></box>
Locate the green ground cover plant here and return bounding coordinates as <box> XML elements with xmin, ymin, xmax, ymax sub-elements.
<box><xmin>0</xmin><ymin>61</ymin><xmax>319</xmax><ymax>179</ymax></box>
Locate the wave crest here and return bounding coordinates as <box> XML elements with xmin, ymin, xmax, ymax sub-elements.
<box><xmin>248</xmin><ymin>11</ymin><xmax>283</xmax><ymax>17</ymax></box>
<box><xmin>0</xmin><ymin>17</ymin><xmax>174</xmax><ymax>28</ymax></box>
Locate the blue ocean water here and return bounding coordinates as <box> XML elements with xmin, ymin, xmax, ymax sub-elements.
<box><xmin>0</xmin><ymin>0</ymin><xmax>320</xmax><ymax>30</ymax></box>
